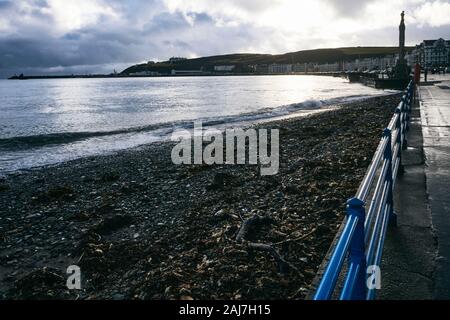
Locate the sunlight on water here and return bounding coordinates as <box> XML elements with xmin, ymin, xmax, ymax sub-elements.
<box><xmin>0</xmin><ymin>75</ymin><xmax>394</xmax><ymax>173</ymax></box>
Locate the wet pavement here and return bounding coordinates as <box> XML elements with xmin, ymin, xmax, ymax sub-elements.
<box><xmin>380</xmin><ymin>74</ymin><xmax>450</xmax><ymax>300</ymax></box>
<box><xmin>419</xmin><ymin>74</ymin><xmax>450</xmax><ymax>299</ymax></box>
<box><xmin>380</xmin><ymin>82</ymin><xmax>436</xmax><ymax>300</ymax></box>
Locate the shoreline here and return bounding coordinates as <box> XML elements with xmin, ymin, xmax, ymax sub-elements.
<box><xmin>0</xmin><ymin>92</ymin><xmax>400</xmax><ymax>176</ymax></box>
<box><xmin>6</xmin><ymin>73</ymin><xmax>317</xmax><ymax>80</ymax></box>
<box><xmin>0</xmin><ymin>94</ymin><xmax>401</xmax><ymax>299</ymax></box>
<box><xmin>0</xmin><ymin>106</ymin><xmax>338</xmax><ymax>177</ymax></box>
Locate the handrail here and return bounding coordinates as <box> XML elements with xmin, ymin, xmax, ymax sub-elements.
<box><xmin>313</xmin><ymin>80</ymin><xmax>415</xmax><ymax>300</ymax></box>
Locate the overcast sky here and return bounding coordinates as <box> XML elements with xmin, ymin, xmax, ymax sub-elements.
<box><xmin>0</xmin><ymin>0</ymin><xmax>449</xmax><ymax>77</ymax></box>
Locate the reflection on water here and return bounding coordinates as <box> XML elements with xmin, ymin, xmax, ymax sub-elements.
<box><xmin>0</xmin><ymin>75</ymin><xmax>394</xmax><ymax>173</ymax></box>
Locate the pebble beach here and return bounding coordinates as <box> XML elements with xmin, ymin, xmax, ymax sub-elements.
<box><xmin>0</xmin><ymin>94</ymin><xmax>400</xmax><ymax>300</ymax></box>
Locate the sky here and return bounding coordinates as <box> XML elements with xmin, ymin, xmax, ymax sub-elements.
<box><xmin>0</xmin><ymin>0</ymin><xmax>449</xmax><ymax>77</ymax></box>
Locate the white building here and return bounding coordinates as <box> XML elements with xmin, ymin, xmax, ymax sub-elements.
<box><xmin>316</xmin><ymin>62</ymin><xmax>340</xmax><ymax>72</ymax></box>
<box><xmin>415</xmin><ymin>39</ymin><xmax>450</xmax><ymax>67</ymax></box>
<box><xmin>268</xmin><ymin>64</ymin><xmax>293</xmax><ymax>74</ymax></box>
<box><xmin>129</xmin><ymin>71</ymin><xmax>160</xmax><ymax>76</ymax></box>
<box><xmin>343</xmin><ymin>55</ymin><xmax>397</xmax><ymax>72</ymax></box>
<box><xmin>214</xmin><ymin>65</ymin><xmax>235</xmax><ymax>72</ymax></box>
<box><xmin>292</xmin><ymin>63</ymin><xmax>316</xmax><ymax>73</ymax></box>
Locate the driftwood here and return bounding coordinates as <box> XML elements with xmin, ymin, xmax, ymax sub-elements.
<box><xmin>236</xmin><ymin>215</ymin><xmax>274</xmax><ymax>243</ymax></box>
<box><xmin>236</xmin><ymin>215</ymin><xmax>299</xmax><ymax>274</ymax></box>
<box><xmin>247</xmin><ymin>242</ymin><xmax>299</xmax><ymax>274</ymax></box>
<box><xmin>273</xmin><ymin>228</ymin><xmax>317</xmax><ymax>245</ymax></box>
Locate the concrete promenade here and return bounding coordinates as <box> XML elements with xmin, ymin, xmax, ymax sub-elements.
<box><xmin>381</xmin><ymin>74</ymin><xmax>450</xmax><ymax>299</ymax></box>
<box><xmin>420</xmin><ymin>74</ymin><xmax>450</xmax><ymax>299</ymax></box>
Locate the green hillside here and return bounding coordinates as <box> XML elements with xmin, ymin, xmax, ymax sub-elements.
<box><xmin>121</xmin><ymin>46</ymin><xmax>413</xmax><ymax>75</ymax></box>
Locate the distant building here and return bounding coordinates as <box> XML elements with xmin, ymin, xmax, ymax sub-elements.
<box><xmin>171</xmin><ymin>69</ymin><xmax>204</xmax><ymax>75</ymax></box>
<box><xmin>268</xmin><ymin>64</ymin><xmax>292</xmax><ymax>74</ymax></box>
<box><xmin>316</xmin><ymin>62</ymin><xmax>340</xmax><ymax>72</ymax></box>
<box><xmin>254</xmin><ymin>64</ymin><xmax>269</xmax><ymax>74</ymax></box>
<box><xmin>247</xmin><ymin>65</ymin><xmax>258</xmax><ymax>73</ymax></box>
<box><xmin>291</xmin><ymin>63</ymin><xmax>319</xmax><ymax>73</ymax></box>
<box><xmin>214</xmin><ymin>65</ymin><xmax>235</xmax><ymax>72</ymax></box>
<box><xmin>129</xmin><ymin>71</ymin><xmax>160</xmax><ymax>76</ymax></box>
<box><xmin>413</xmin><ymin>39</ymin><xmax>450</xmax><ymax>67</ymax></box>
<box><xmin>255</xmin><ymin>56</ymin><xmax>400</xmax><ymax>74</ymax></box>
<box><xmin>343</xmin><ymin>55</ymin><xmax>397</xmax><ymax>72</ymax></box>
<box><xmin>292</xmin><ymin>63</ymin><xmax>306</xmax><ymax>73</ymax></box>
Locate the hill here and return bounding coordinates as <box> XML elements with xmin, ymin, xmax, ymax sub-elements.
<box><xmin>121</xmin><ymin>46</ymin><xmax>413</xmax><ymax>75</ymax></box>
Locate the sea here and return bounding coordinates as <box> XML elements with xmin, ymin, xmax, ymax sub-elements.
<box><xmin>0</xmin><ymin>75</ymin><xmax>395</xmax><ymax>174</ymax></box>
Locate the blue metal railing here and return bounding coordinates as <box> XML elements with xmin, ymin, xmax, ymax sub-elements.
<box><xmin>313</xmin><ymin>80</ymin><xmax>415</xmax><ymax>300</ymax></box>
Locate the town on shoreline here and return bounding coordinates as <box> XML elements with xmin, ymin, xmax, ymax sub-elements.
<box><xmin>9</xmin><ymin>39</ymin><xmax>449</xmax><ymax>81</ymax></box>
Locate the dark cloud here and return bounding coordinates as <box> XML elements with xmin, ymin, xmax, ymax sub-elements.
<box><xmin>0</xmin><ymin>1</ymin><xmax>13</xmax><ymax>10</ymax></box>
<box><xmin>0</xmin><ymin>0</ymin><xmax>263</xmax><ymax>77</ymax></box>
<box><xmin>0</xmin><ymin>0</ymin><xmax>449</xmax><ymax>78</ymax></box>
<box><xmin>62</xmin><ymin>33</ymin><xmax>82</xmax><ymax>41</ymax></box>
<box><xmin>0</xmin><ymin>30</ymin><xmax>157</xmax><ymax>72</ymax></box>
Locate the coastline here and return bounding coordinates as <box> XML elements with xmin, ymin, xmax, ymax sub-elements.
<box><xmin>0</xmin><ymin>94</ymin><xmax>400</xmax><ymax>299</ymax></box>
<box><xmin>6</xmin><ymin>73</ymin><xmax>343</xmax><ymax>80</ymax></box>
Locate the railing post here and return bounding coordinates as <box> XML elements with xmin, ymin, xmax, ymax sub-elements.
<box><xmin>405</xmin><ymin>84</ymin><xmax>412</xmax><ymax>131</ymax></box>
<box><xmin>346</xmin><ymin>197</ymin><xmax>367</xmax><ymax>300</ymax></box>
<box><xmin>383</xmin><ymin>128</ymin><xmax>397</xmax><ymax>227</ymax></box>
<box><xmin>395</xmin><ymin>108</ymin><xmax>405</xmax><ymax>176</ymax></box>
<box><xmin>401</xmin><ymin>96</ymin><xmax>408</xmax><ymax>148</ymax></box>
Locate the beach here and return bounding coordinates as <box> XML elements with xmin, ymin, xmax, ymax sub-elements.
<box><xmin>0</xmin><ymin>94</ymin><xmax>400</xmax><ymax>300</ymax></box>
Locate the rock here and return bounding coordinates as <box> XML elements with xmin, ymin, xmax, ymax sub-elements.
<box><xmin>207</xmin><ymin>172</ymin><xmax>234</xmax><ymax>190</ymax></box>
<box><xmin>93</xmin><ymin>215</ymin><xmax>134</xmax><ymax>235</ymax></box>
<box><xmin>9</xmin><ymin>268</ymin><xmax>67</xmax><ymax>300</ymax></box>
<box><xmin>99</xmin><ymin>171</ymin><xmax>120</xmax><ymax>183</ymax></box>
<box><xmin>112</xmin><ymin>293</ymin><xmax>125</xmax><ymax>300</ymax></box>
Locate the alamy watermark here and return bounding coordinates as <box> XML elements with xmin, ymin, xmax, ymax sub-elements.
<box><xmin>66</xmin><ymin>265</ymin><xmax>81</xmax><ymax>290</ymax></box>
<box><xmin>367</xmin><ymin>265</ymin><xmax>381</xmax><ymax>290</ymax></box>
<box><xmin>171</xmin><ymin>122</ymin><xmax>279</xmax><ymax>176</ymax></box>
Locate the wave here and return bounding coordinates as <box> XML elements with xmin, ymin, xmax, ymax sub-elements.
<box><xmin>0</xmin><ymin>94</ymin><xmax>378</xmax><ymax>151</ymax></box>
